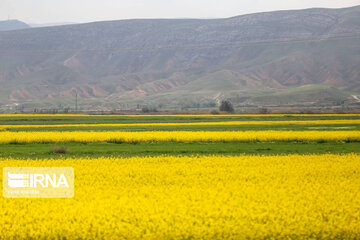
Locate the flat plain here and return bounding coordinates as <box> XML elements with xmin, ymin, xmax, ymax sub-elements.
<box><xmin>1</xmin><ymin>114</ymin><xmax>360</xmax><ymax>239</ymax></box>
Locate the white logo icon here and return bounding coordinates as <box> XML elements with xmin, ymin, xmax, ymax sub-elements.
<box><xmin>8</xmin><ymin>173</ymin><xmax>30</xmax><ymax>188</ymax></box>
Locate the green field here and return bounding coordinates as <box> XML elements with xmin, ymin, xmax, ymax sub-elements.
<box><xmin>1</xmin><ymin>141</ymin><xmax>359</xmax><ymax>159</ymax></box>
<box><xmin>1</xmin><ymin>114</ymin><xmax>359</xmax><ymax>158</ymax></box>
<box><xmin>1</xmin><ymin>114</ymin><xmax>360</xmax><ymax>125</ymax></box>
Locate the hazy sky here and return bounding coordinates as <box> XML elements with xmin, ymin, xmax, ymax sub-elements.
<box><xmin>0</xmin><ymin>0</ymin><xmax>359</xmax><ymax>23</ymax></box>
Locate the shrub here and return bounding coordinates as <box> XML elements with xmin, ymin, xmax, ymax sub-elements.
<box><xmin>142</xmin><ymin>106</ymin><xmax>157</xmax><ymax>113</ymax></box>
<box><xmin>51</xmin><ymin>146</ymin><xmax>68</xmax><ymax>154</ymax></box>
<box><xmin>259</xmin><ymin>108</ymin><xmax>269</xmax><ymax>114</ymax></box>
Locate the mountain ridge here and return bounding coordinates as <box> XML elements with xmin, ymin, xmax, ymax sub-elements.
<box><xmin>0</xmin><ymin>6</ymin><xmax>359</xmax><ymax>111</ymax></box>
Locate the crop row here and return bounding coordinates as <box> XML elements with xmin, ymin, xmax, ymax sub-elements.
<box><xmin>0</xmin><ymin>130</ymin><xmax>359</xmax><ymax>143</ymax></box>
<box><xmin>1</xmin><ymin>119</ymin><xmax>360</xmax><ymax>130</ymax></box>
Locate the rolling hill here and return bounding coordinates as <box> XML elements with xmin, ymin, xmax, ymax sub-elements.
<box><xmin>0</xmin><ymin>20</ymin><xmax>30</xmax><ymax>31</ymax></box>
<box><xmin>0</xmin><ymin>6</ymin><xmax>359</xmax><ymax>111</ymax></box>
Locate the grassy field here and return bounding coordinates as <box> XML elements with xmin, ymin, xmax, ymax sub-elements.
<box><xmin>1</xmin><ymin>114</ymin><xmax>360</xmax><ymax>239</ymax></box>
<box><xmin>1</xmin><ymin>141</ymin><xmax>360</xmax><ymax>159</ymax></box>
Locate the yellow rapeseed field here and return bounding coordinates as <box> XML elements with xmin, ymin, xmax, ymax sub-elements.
<box><xmin>1</xmin><ymin>119</ymin><xmax>360</xmax><ymax>130</ymax></box>
<box><xmin>0</xmin><ymin>154</ymin><xmax>359</xmax><ymax>239</ymax></box>
<box><xmin>0</xmin><ymin>130</ymin><xmax>359</xmax><ymax>143</ymax></box>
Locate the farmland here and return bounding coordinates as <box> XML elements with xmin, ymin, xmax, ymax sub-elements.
<box><xmin>1</xmin><ymin>114</ymin><xmax>360</xmax><ymax>239</ymax></box>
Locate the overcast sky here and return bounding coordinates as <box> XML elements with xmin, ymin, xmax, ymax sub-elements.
<box><xmin>0</xmin><ymin>0</ymin><xmax>359</xmax><ymax>23</ymax></box>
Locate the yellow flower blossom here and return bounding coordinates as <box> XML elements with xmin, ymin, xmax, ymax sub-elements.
<box><xmin>1</xmin><ymin>119</ymin><xmax>360</xmax><ymax>130</ymax></box>
<box><xmin>0</xmin><ymin>154</ymin><xmax>359</xmax><ymax>239</ymax></box>
<box><xmin>0</xmin><ymin>130</ymin><xmax>359</xmax><ymax>143</ymax></box>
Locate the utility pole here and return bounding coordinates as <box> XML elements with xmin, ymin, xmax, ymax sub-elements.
<box><xmin>75</xmin><ymin>91</ymin><xmax>78</xmax><ymax>113</ymax></box>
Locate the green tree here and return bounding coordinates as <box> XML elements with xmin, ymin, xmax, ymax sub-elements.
<box><xmin>219</xmin><ymin>100</ymin><xmax>234</xmax><ymax>113</ymax></box>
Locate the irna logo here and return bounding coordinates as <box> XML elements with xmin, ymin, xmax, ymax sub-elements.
<box><xmin>8</xmin><ymin>173</ymin><xmax>69</xmax><ymax>188</ymax></box>
<box><xmin>3</xmin><ymin>167</ymin><xmax>74</xmax><ymax>198</ymax></box>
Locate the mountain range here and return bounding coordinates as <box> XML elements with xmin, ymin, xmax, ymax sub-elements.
<box><xmin>0</xmin><ymin>5</ymin><xmax>359</xmax><ymax>111</ymax></box>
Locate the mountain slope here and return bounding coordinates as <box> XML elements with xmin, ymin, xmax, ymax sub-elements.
<box><xmin>0</xmin><ymin>20</ymin><xmax>30</xmax><ymax>31</ymax></box>
<box><xmin>0</xmin><ymin>6</ymin><xmax>359</xmax><ymax>111</ymax></box>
